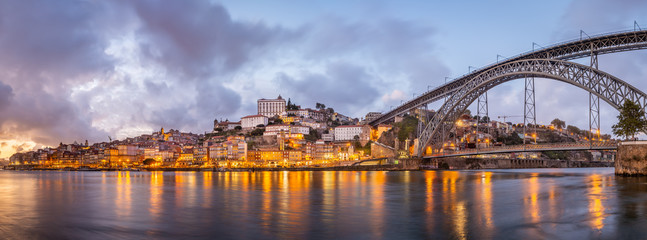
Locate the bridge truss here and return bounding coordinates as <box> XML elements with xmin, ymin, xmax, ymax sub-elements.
<box><xmin>369</xmin><ymin>30</ymin><xmax>647</xmax><ymax>127</ymax></box>
<box><xmin>364</xmin><ymin>29</ymin><xmax>647</xmax><ymax>157</ymax></box>
<box><xmin>416</xmin><ymin>59</ymin><xmax>647</xmax><ymax>156</ymax></box>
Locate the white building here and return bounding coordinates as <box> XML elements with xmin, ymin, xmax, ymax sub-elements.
<box><xmin>257</xmin><ymin>95</ymin><xmax>286</xmax><ymax>117</ymax></box>
<box><xmin>241</xmin><ymin>115</ymin><xmax>269</xmax><ymax>129</ymax></box>
<box><xmin>334</xmin><ymin>125</ymin><xmax>369</xmax><ymax>141</ymax></box>
<box><xmin>322</xmin><ymin>133</ymin><xmax>334</xmax><ymax>142</ymax></box>
<box><xmin>264</xmin><ymin>124</ymin><xmax>310</xmax><ymax>136</ymax></box>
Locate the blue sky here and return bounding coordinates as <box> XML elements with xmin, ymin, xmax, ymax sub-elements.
<box><xmin>0</xmin><ymin>0</ymin><xmax>646</xmax><ymax>158</ymax></box>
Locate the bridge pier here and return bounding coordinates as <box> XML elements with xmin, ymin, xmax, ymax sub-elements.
<box><xmin>616</xmin><ymin>141</ymin><xmax>647</xmax><ymax>176</ymax></box>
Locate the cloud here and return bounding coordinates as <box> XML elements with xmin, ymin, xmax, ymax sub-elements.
<box><xmin>130</xmin><ymin>0</ymin><xmax>290</xmax><ymax>78</ymax></box>
<box><xmin>0</xmin><ymin>0</ymin><xmax>453</xmax><ymax>158</ymax></box>
<box><xmin>547</xmin><ymin>0</ymin><xmax>647</xmax><ymax>136</ymax></box>
<box><xmin>275</xmin><ymin>62</ymin><xmax>381</xmax><ymax>114</ymax></box>
<box><xmin>0</xmin><ymin>81</ymin><xmax>12</xmax><ymax>112</ymax></box>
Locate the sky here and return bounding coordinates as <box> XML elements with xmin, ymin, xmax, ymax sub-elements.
<box><xmin>0</xmin><ymin>0</ymin><xmax>646</xmax><ymax>158</ymax></box>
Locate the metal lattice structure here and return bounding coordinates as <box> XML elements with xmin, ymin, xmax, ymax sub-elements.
<box><xmin>523</xmin><ymin>77</ymin><xmax>537</xmax><ymax>145</ymax></box>
<box><xmin>477</xmin><ymin>91</ymin><xmax>488</xmax><ymax>134</ymax></box>
<box><xmin>416</xmin><ymin>59</ymin><xmax>647</xmax><ymax>157</ymax></box>
<box><xmin>589</xmin><ymin>52</ymin><xmax>601</xmax><ymax>143</ymax></box>
<box><xmin>369</xmin><ymin>29</ymin><xmax>647</xmax><ymax>127</ymax></box>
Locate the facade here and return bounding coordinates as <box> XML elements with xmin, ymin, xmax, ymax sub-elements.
<box><xmin>362</xmin><ymin>112</ymin><xmax>383</xmax><ymax>124</ymax></box>
<box><xmin>257</xmin><ymin>95</ymin><xmax>286</xmax><ymax>117</ymax></box>
<box><xmin>214</xmin><ymin>120</ymin><xmax>241</xmax><ymax>131</ymax></box>
<box><xmin>334</xmin><ymin>125</ymin><xmax>369</xmax><ymax>141</ymax></box>
<box><xmin>241</xmin><ymin>115</ymin><xmax>269</xmax><ymax>129</ymax></box>
<box><xmin>322</xmin><ymin>133</ymin><xmax>334</xmax><ymax>142</ymax></box>
<box><xmin>264</xmin><ymin>124</ymin><xmax>310</xmax><ymax>136</ymax></box>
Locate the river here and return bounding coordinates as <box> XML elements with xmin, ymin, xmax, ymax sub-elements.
<box><xmin>0</xmin><ymin>168</ymin><xmax>645</xmax><ymax>239</ymax></box>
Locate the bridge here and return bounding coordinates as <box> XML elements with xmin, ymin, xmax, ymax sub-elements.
<box><xmin>424</xmin><ymin>142</ymin><xmax>617</xmax><ymax>158</ymax></box>
<box><xmin>368</xmin><ymin>27</ymin><xmax>647</xmax><ymax>157</ymax></box>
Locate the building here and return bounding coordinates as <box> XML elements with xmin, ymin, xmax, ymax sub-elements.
<box><xmin>362</xmin><ymin>112</ymin><xmax>383</xmax><ymax>124</ymax></box>
<box><xmin>372</xmin><ymin>124</ymin><xmax>393</xmax><ymax>141</ymax></box>
<box><xmin>214</xmin><ymin>120</ymin><xmax>241</xmax><ymax>131</ymax></box>
<box><xmin>241</xmin><ymin>115</ymin><xmax>269</xmax><ymax>129</ymax></box>
<box><xmin>322</xmin><ymin>133</ymin><xmax>334</xmax><ymax>142</ymax></box>
<box><xmin>257</xmin><ymin>95</ymin><xmax>286</xmax><ymax>117</ymax></box>
<box><xmin>334</xmin><ymin>125</ymin><xmax>369</xmax><ymax>141</ymax></box>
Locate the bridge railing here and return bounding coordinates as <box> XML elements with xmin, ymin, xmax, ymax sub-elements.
<box><xmin>429</xmin><ymin>142</ymin><xmax>617</xmax><ymax>157</ymax></box>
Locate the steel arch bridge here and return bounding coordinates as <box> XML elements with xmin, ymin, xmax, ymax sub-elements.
<box><xmin>369</xmin><ymin>29</ymin><xmax>647</xmax><ymax>127</ymax></box>
<box><xmin>416</xmin><ymin>59</ymin><xmax>647</xmax><ymax>156</ymax></box>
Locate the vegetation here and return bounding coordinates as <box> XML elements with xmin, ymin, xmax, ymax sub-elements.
<box><xmin>543</xmin><ymin>151</ymin><xmax>568</xmax><ymax>160</ymax></box>
<box><xmin>143</xmin><ymin>158</ymin><xmax>156</xmax><ymax>165</ymax></box>
<box><xmin>612</xmin><ymin>99</ymin><xmax>647</xmax><ymax>140</ymax></box>
<box><xmin>305</xmin><ymin>129</ymin><xmax>321</xmax><ymax>142</ymax></box>
<box><xmin>566</xmin><ymin>125</ymin><xmax>581</xmax><ymax>134</ymax></box>
<box><xmin>551</xmin><ymin>118</ymin><xmax>565</xmax><ymax>129</ymax></box>
<box><xmin>394</xmin><ymin>115</ymin><xmax>418</xmax><ymax>142</ymax></box>
<box><xmin>353</xmin><ymin>140</ymin><xmax>371</xmax><ymax>156</ymax></box>
<box><xmin>496</xmin><ymin>133</ymin><xmax>523</xmax><ymax>145</ymax></box>
<box><xmin>250</xmin><ymin>128</ymin><xmax>265</xmax><ymax>136</ymax></box>
<box><xmin>287</xmin><ymin>98</ymin><xmax>299</xmax><ymax>110</ymax></box>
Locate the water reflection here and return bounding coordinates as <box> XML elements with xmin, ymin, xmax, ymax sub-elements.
<box><xmin>2</xmin><ymin>168</ymin><xmax>647</xmax><ymax>239</ymax></box>
<box><xmin>587</xmin><ymin>174</ymin><xmax>606</xmax><ymax>231</ymax></box>
<box><xmin>116</xmin><ymin>171</ymin><xmax>132</xmax><ymax>218</ymax></box>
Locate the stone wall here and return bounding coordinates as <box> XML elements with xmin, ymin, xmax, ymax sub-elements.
<box><xmin>616</xmin><ymin>141</ymin><xmax>647</xmax><ymax>176</ymax></box>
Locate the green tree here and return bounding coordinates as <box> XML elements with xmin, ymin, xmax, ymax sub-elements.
<box><xmin>550</xmin><ymin>118</ymin><xmax>565</xmax><ymax>129</ymax></box>
<box><xmin>143</xmin><ymin>158</ymin><xmax>157</xmax><ymax>166</ymax></box>
<box><xmin>612</xmin><ymin>100</ymin><xmax>647</xmax><ymax>140</ymax></box>
<box><xmin>566</xmin><ymin>125</ymin><xmax>581</xmax><ymax>134</ymax></box>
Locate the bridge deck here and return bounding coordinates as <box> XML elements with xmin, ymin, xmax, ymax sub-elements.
<box><xmin>424</xmin><ymin>143</ymin><xmax>617</xmax><ymax>158</ymax></box>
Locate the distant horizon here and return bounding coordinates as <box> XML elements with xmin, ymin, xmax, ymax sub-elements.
<box><xmin>1</xmin><ymin>0</ymin><xmax>646</xmax><ymax>158</ymax></box>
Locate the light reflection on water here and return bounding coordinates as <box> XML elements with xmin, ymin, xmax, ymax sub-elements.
<box><xmin>0</xmin><ymin>168</ymin><xmax>645</xmax><ymax>239</ymax></box>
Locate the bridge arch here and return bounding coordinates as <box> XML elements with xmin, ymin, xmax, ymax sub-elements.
<box><xmin>417</xmin><ymin>59</ymin><xmax>647</xmax><ymax>156</ymax></box>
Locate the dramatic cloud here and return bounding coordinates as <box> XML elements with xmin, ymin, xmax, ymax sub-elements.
<box><xmin>0</xmin><ymin>81</ymin><xmax>11</xmax><ymax>111</ymax></box>
<box><xmin>2</xmin><ymin>0</ymin><xmax>643</xmax><ymax>159</ymax></box>
<box><xmin>0</xmin><ymin>0</ymin><xmax>117</xmax><ymax>154</ymax></box>
<box><xmin>275</xmin><ymin>62</ymin><xmax>381</xmax><ymax>114</ymax></box>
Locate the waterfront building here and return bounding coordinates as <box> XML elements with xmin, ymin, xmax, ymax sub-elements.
<box><xmin>334</xmin><ymin>125</ymin><xmax>370</xmax><ymax>141</ymax></box>
<box><xmin>257</xmin><ymin>95</ymin><xmax>286</xmax><ymax>117</ymax></box>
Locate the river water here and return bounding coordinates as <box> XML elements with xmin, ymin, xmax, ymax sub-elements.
<box><xmin>0</xmin><ymin>168</ymin><xmax>645</xmax><ymax>239</ymax></box>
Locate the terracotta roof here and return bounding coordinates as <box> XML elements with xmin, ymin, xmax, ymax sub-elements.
<box><xmin>242</xmin><ymin>114</ymin><xmax>267</xmax><ymax>119</ymax></box>
<box><xmin>335</xmin><ymin>125</ymin><xmax>365</xmax><ymax>128</ymax></box>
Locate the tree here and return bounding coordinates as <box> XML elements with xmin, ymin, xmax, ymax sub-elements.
<box><xmin>250</xmin><ymin>128</ymin><xmax>265</xmax><ymax>136</ymax></box>
<box><xmin>234</xmin><ymin>126</ymin><xmax>242</xmax><ymax>131</ymax></box>
<box><xmin>612</xmin><ymin>100</ymin><xmax>647</xmax><ymax>140</ymax></box>
<box><xmin>551</xmin><ymin>118</ymin><xmax>566</xmax><ymax>129</ymax></box>
<box><xmin>287</xmin><ymin>98</ymin><xmax>299</xmax><ymax>110</ymax></box>
<box><xmin>566</xmin><ymin>125</ymin><xmax>580</xmax><ymax>134</ymax></box>
<box><xmin>480</xmin><ymin>116</ymin><xmax>490</xmax><ymax>123</ymax></box>
<box><xmin>143</xmin><ymin>158</ymin><xmax>156</xmax><ymax>166</ymax></box>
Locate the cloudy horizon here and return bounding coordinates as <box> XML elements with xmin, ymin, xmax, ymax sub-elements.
<box><xmin>1</xmin><ymin>0</ymin><xmax>646</xmax><ymax>158</ymax></box>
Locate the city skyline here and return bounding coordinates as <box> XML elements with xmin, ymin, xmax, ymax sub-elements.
<box><xmin>1</xmin><ymin>0</ymin><xmax>647</xmax><ymax>158</ymax></box>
